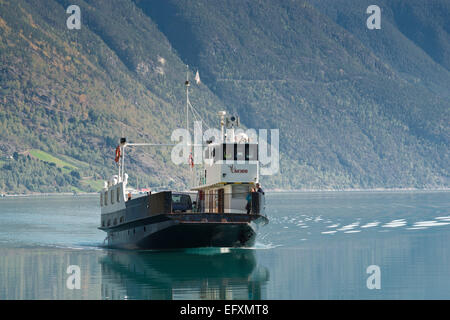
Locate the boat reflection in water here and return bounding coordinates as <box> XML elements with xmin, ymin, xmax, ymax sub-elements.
<box><xmin>100</xmin><ymin>249</ymin><xmax>269</xmax><ymax>300</ymax></box>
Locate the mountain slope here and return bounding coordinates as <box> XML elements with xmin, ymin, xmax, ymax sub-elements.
<box><xmin>0</xmin><ymin>0</ymin><xmax>226</xmax><ymax>193</ymax></box>
<box><xmin>0</xmin><ymin>0</ymin><xmax>448</xmax><ymax>193</ymax></box>
<box><xmin>137</xmin><ymin>0</ymin><xmax>449</xmax><ymax>188</ymax></box>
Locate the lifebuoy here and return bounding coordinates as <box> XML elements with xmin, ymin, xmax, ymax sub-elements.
<box><xmin>114</xmin><ymin>146</ymin><xmax>121</xmax><ymax>163</ymax></box>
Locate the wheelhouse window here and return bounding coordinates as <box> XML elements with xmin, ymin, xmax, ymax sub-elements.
<box><xmin>223</xmin><ymin>144</ymin><xmax>233</xmax><ymax>161</ymax></box>
<box><xmin>247</xmin><ymin>144</ymin><xmax>258</xmax><ymax>161</ymax></box>
<box><xmin>104</xmin><ymin>192</ymin><xmax>108</xmax><ymax>206</ymax></box>
<box><xmin>100</xmin><ymin>193</ymin><xmax>103</xmax><ymax>207</ymax></box>
<box><xmin>117</xmin><ymin>186</ymin><xmax>121</xmax><ymax>202</ymax></box>
<box><xmin>111</xmin><ymin>189</ymin><xmax>115</xmax><ymax>204</ymax></box>
<box><xmin>212</xmin><ymin>143</ymin><xmax>258</xmax><ymax>162</ymax></box>
<box><xmin>213</xmin><ymin>145</ymin><xmax>222</xmax><ymax>162</ymax></box>
<box><xmin>235</xmin><ymin>143</ymin><xmax>245</xmax><ymax>161</ymax></box>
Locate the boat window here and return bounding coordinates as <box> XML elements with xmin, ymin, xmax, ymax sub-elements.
<box><xmin>172</xmin><ymin>194</ymin><xmax>181</xmax><ymax>203</ymax></box>
<box><xmin>111</xmin><ymin>189</ymin><xmax>114</xmax><ymax>205</ymax></box>
<box><xmin>172</xmin><ymin>194</ymin><xmax>193</xmax><ymax>211</ymax></box>
<box><xmin>104</xmin><ymin>192</ymin><xmax>108</xmax><ymax>206</ymax></box>
<box><xmin>235</xmin><ymin>143</ymin><xmax>245</xmax><ymax>161</ymax></box>
<box><xmin>102</xmin><ymin>220</ymin><xmax>105</xmax><ymax>227</ymax></box>
<box><xmin>213</xmin><ymin>146</ymin><xmax>220</xmax><ymax>162</ymax></box>
<box><xmin>107</xmin><ymin>219</ymin><xmax>110</xmax><ymax>227</ymax></box>
<box><xmin>100</xmin><ymin>193</ymin><xmax>103</xmax><ymax>207</ymax></box>
<box><xmin>232</xmin><ymin>185</ymin><xmax>249</xmax><ymax>198</ymax></box>
<box><xmin>120</xmin><ymin>216</ymin><xmax>124</xmax><ymax>223</ymax></box>
<box><xmin>223</xmin><ymin>144</ymin><xmax>233</xmax><ymax>161</ymax></box>
<box><xmin>248</xmin><ymin>144</ymin><xmax>258</xmax><ymax>161</ymax></box>
<box><xmin>220</xmin><ymin>143</ymin><xmax>246</xmax><ymax>161</ymax></box>
<box><xmin>113</xmin><ymin>218</ymin><xmax>117</xmax><ymax>225</ymax></box>
<box><xmin>117</xmin><ymin>186</ymin><xmax>121</xmax><ymax>203</ymax></box>
<box><xmin>213</xmin><ymin>145</ymin><xmax>224</xmax><ymax>162</ymax></box>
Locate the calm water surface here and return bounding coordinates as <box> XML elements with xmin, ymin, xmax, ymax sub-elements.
<box><xmin>0</xmin><ymin>191</ymin><xmax>449</xmax><ymax>299</ymax></box>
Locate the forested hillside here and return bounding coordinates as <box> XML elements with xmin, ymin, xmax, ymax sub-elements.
<box><xmin>0</xmin><ymin>0</ymin><xmax>448</xmax><ymax>193</ymax></box>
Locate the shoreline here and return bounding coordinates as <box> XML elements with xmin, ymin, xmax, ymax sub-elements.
<box><xmin>267</xmin><ymin>187</ymin><xmax>450</xmax><ymax>193</ymax></box>
<box><xmin>1</xmin><ymin>187</ymin><xmax>449</xmax><ymax>197</ymax></box>
<box><xmin>1</xmin><ymin>192</ymin><xmax>98</xmax><ymax>198</ymax></box>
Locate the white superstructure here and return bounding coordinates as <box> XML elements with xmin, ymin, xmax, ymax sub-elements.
<box><xmin>191</xmin><ymin>111</ymin><xmax>260</xmax><ymax>214</ymax></box>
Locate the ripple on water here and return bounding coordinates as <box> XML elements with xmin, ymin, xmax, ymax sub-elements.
<box><xmin>382</xmin><ymin>219</ymin><xmax>407</xmax><ymax>228</ymax></box>
<box><xmin>321</xmin><ymin>230</ymin><xmax>337</xmax><ymax>235</ymax></box>
<box><xmin>435</xmin><ymin>216</ymin><xmax>450</xmax><ymax>221</ymax></box>
<box><xmin>252</xmin><ymin>242</ymin><xmax>283</xmax><ymax>250</ymax></box>
<box><xmin>337</xmin><ymin>222</ymin><xmax>359</xmax><ymax>231</ymax></box>
<box><xmin>412</xmin><ymin>220</ymin><xmax>450</xmax><ymax>228</ymax></box>
<box><xmin>361</xmin><ymin>221</ymin><xmax>380</xmax><ymax>228</ymax></box>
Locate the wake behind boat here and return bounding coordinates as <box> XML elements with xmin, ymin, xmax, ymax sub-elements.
<box><xmin>98</xmin><ymin>72</ymin><xmax>268</xmax><ymax>250</ymax></box>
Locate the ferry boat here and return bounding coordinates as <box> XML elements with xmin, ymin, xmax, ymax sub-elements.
<box><xmin>98</xmin><ymin>74</ymin><xmax>268</xmax><ymax>249</ymax></box>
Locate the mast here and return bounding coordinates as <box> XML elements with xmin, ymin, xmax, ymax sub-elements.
<box><xmin>121</xmin><ymin>144</ymin><xmax>125</xmax><ymax>182</ymax></box>
<box><xmin>185</xmin><ymin>66</ymin><xmax>194</xmax><ymax>189</ymax></box>
<box><xmin>120</xmin><ymin>137</ymin><xmax>126</xmax><ymax>182</ymax></box>
<box><xmin>185</xmin><ymin>65</ymin><xmax>190</xmax><ymax>136</ymax></box>
<box><xmin>113</xmin><ymin>70</ymin><xmax>203</xmax><ymax>190</ymax></box>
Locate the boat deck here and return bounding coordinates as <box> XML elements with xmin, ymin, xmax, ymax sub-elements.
<box><xmin>98</xmin><ymin>212</ymin><xmax>268</xmax><ymax>232</ymax></box>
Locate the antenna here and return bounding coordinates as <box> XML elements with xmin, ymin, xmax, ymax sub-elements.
<box><xmin>219</xmin><ymin>111</ymin><xmax>226</xmax><ymax>141</ymax></box>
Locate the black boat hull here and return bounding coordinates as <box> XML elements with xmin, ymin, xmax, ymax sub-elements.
<box><xmin>135</xmin><ymin>222</ymin><xmax>256</xmax><ymax>249</ymax></box>
<box><xmin>101</xmin><ymin>213</ymin><xmax>267</xmax><ymax>250</ymax></box>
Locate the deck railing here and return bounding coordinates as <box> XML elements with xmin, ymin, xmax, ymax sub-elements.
<box><xmin>125</xmin><ymin>190</ymin><xmax>266</xmax><ymax>217</ymax></box>
<box><xmin>176</xmin><ymin>191</ymin><xmax>265</xmax><ymax>216</ymax></box>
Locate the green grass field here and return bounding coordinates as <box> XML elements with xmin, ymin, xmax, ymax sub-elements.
<box><xmin>29</xmin><ymin>149</ymin><xmax>78</xmax><ymax>170</ymax></box>
<box><xmin>58</xmin><ymin>153</ymin><xmax>90</xmax><ymax>169</ymax></box>
<box><xmin>81</xmin><ymin>179</ymin><xmax>104</xmax><ymax>192</ymax></box>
